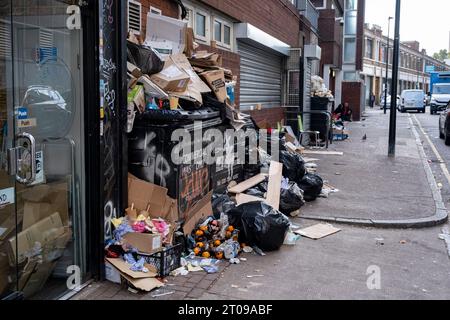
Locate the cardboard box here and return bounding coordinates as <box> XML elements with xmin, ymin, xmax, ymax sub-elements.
<box><xmin>20</xmin><ymin>181</ymin><xmax>69</xmax><ymax>228</ymax></box>
<box><xmin>128</xmin><ymin>174</ymin><xmax>178</xmax><ymax>223</ymax></box>
<box><xmin>201</xmin><ymin>70</ymin><xmax>227</xmax><ymax>102</ymax></box>
<box><xmin>122</xmin><ymin>232</ymin><xmax>162</xmax><ymax>255</ymax></box>
<box><xmin>137</xmin><ymin>75</ymin><xmax>169</xmax><ymax>99</ymax></box>
<box><xmin>8</xmin><ymin>212</ymin><xmax>65</xmax><ymax>264</ymax></box>
<box><xmin>168</xmin><ymin>54</ymin><xmax>211</xmax><ymax>104</ymax></box>
<box><xmin>128</xmin><ymin>175</ymin><xmax>213</xmax><ymax>236</ymax></box>
<box><xmin>150</xmin><ymin>63</ymin><xmax>190</xmax><ymax>93</ymax></box>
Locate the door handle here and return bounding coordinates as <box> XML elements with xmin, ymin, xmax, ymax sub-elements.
<box><xmin>15</xmin><ymin>132</ymin><xmax>36</xmax><ymax>185</ymax></box>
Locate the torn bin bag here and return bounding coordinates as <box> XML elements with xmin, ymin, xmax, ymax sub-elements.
<box><xmin>227</xmin><ymin>202</ymin><xmax>290</xmax><ymax>252</ymax></box>
<box><xmin>280</xmin><ymin>181</ymin><xmax>305</xmax><ymax>215</ymax></box>
<box><xmin>211</xmin><ymin>193</ymin><xmax>236</xmax><ymax>219</ymax></box>
<box><xmin>279</xmin><ymin>151</ymin><xmax>306</xmax><ymax>184</ymax></box>
<box><xmin>298</xmin><ymin>173</ymin><xmax>324</xmax><ymax>202</ymax></box>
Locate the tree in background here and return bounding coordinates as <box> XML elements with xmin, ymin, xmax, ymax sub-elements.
<box><xmin>433</xmin><ymin>49</ymin><xmax>450</xmax><ymax>61</ymax></box>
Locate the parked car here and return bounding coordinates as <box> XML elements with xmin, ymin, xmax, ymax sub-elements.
<box><xmin>398</xmin><ymin>90</ymin><xmax>426</xmax><ymax>113</ymax></box>
<box><xmin>380</xmin><ymin>94</ymin><xmax>401</xmax><ymax>110</ymax></box>
<box><xmin>439</xmin><ymin>101</ymin><xmax>450</xmax><ymax>145</ymax></box>
<box><xmin>18</xmin><ymin>85</ymin><xmax>73</xmax><ymax>138</ymax></box>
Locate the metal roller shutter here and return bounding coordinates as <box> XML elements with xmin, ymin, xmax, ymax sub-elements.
<box><xmin>238</xmin><ymin>41</ymin><xmax>283</xmax><ymax>110</ymax></box>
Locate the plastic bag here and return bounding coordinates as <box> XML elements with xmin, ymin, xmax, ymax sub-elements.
<box><xmin>280</xmin><ymin>181</ymin><xmax>305</xmax><ymax>215</ymax></box>
<box><xmin>279</xmin><ymin>151</ymin><xmax>306</xmax><ymax>184</ymax></box>
<box><xmin>227</xmin><ymin>202</ymin><xmax>290</xmax><ymax>252</ymax></box>
<box><xmin>298</xmin><ymin>173</ymin><xmax>324</xmax><ymax>202</ymax></box>
<box><xmin>212</xmin><ymin>193</ymin><xmax>236</xmax><ymax>219</ymax></box>
<box><xmin>127</xmin><ymin>41</ymin><xmax>164</xmax><ymax>75</ymax></box>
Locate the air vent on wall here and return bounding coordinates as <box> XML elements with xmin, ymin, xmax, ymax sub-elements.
<box><xmin>0</xmin><ymin>23</ymin><xmax>11</xmax><ymax>58</ymax></box>
<box><xmin>39</xmin><ymin>29</ymin><xmax>54</xmax><ymax>48</ymax></box>
<box><xmin>128</xmin><ymin>0</ymin><xmax>142</xmax><ymax>34</ymax></box>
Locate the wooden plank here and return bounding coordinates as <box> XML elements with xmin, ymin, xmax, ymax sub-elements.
<box><xmin>228</xmin><ymin>173</ymin><xmax>267</xmax><ymax>194</ymax></box>
<box><xmin>235</xmin><ymin>194</ymin><xmax>265</xmax><ymax>206</ymax></box>
<box><xmin>303</xmin><ymin>150</ymin><xmax>344</xmax><ymax>156</ymax></box>
<box><xmin>265</xmin><ymin>161</ymin><xmax>283</xmax><ymax>211</ymax></box>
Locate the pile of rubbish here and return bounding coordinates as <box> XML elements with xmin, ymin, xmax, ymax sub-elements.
<box><xmin>105</xmin><ymin>13</ymin><xmax>338</xmax><ymax>294</ymax></box>
<box><xmin>311</xmin><ymin>75</ymin><xmax>334</xmax><ymax>99</ymax></box>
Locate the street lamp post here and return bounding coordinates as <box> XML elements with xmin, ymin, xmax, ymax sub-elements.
<box><xmin>384</xmin><ymin>17</ymin><xmax>393</xmax><ymax>115</ymax></box>
<box><xmin>388</xmin><ymin>0</ymin><xmax>401</xmax><ymax>157</ymax></box>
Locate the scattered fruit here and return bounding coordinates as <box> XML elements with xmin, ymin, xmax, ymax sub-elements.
<box><xmin>193</xmin><ymin>247</ymin><xmax>201</xmax><ymax>256</ymax></box>
<box><xmin>202</xmin><ymin>252</ymin><xmax>211</xmax><ymax>258</ymax></box>
<box><xmin>195</xmin><ymin>230</ymin><xmax>204</xmax><ymax>237</ymax></box>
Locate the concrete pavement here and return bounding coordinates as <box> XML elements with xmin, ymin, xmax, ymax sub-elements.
<box><xmin>300</xmin><ymin>110</ymin><xmax>447</xmax><ymax>227</ymax></box>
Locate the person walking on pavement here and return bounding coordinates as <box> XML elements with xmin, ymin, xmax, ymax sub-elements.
<box><xmin>370</xmin><ymin>92</ymin><xmax>376</xmax><ymax>109</ymax></box>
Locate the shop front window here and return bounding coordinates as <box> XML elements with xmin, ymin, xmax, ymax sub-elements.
<box><xmin>0</xmin><ymin>0</ymin><xmax>86</xmax><ymax>300</ymax></box>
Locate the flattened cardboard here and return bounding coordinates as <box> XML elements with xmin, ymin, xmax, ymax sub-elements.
<box><xmin>168</xmin><ymin>54</ymin><xmax>211</xmax><ymax>104</ymax></box>
<box><xmin>23</xmin><ymin>202</ymin><xmax>52</xmax><ymax>230</ymax></box>
<box><xmin>266</xmin><ymin>161</ymin><xmax>283</xmax><ymax>211</ymax></box>
<box><xmin>20</xmin><ymin>181</ymin><xmax>70</xmax><ymax>227</ymax></box>
<box><xmin>138</xmin><ymin>75</ymin><xmax>169</xmax><ymax>99</ymax></box>
<box><xmin>294</xmin><ymin>224</ymin><xmax>341</xmax><ymax>240</ymax></box>
<box><xmin>128</xmin><ymin>174</ymin><xmax>178</xmax><ymax>223</ymax></box>
<box><xmin>106</xmin><ymin>258</ymin><xmax>157</xmax><ymax>279</ymax></box>
<box><xmin>235</xmin><ymin>194</ymin><xmax>264</xmax><ymax>206</ymax></box>
<box><xmin>122</xmin><ymin>232</ymin><xmax>162</xmax><ymax>255</ymax></box>
<box><xmin>8</xmin><ymin>212</ymin><xmax>64</xmax><ymax>264</ymax></box>
<box><xmin>228</xmin><ymin>174</ymin><xmax>267</xmax><ymax>194</ymax></box>
<box><xmin>200</xmin><ymin>70</ymin><xmax>227</xmax><ymax>102</ymax></box>
<box><xmin>183</xmin><ymin>191</ymin><xmax>213</xmax><ymax>236</ymax></box>
<box><xmin>123</xmin><ymin>274</ymin><xmax>164</xmax><ymax>292</ymax></box>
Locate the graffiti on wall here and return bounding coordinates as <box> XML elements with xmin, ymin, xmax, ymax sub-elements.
<box><xmin>99</xmin><ymin>0</ymin><xmax>119</xmax><ymax>241</ymax></box>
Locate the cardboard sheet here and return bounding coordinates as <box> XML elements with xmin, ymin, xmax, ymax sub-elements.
<box><xmin>228</xmin><ymin>174</ymin><xmax>267</xmax><ymax>194</ymax></box>
<box><xmin>235</xmin><ymin>194</ymin><xmax>264</xmax><ymax>206</ymax></box>
<box><xmin>266</xmin><ymin>161</ymin><xmax>283</xmax><ymax>211</ymax></box>
<box><xmin>294</xmin><ymin>224</ymin><xmax>341</xmax><ymax>240</ymax></box>
<box><xmin>183</xmin><ymin>191</ymin><xmax>213</xmax><ymax>236</ymax></box>
<box><xmin>123</xmin><ymin>274</ymin><xmax>164</xmax><ymax>292</ymax></box>
<box><xmin>105</xmin><ymin>258</ymin><xmax>157</xmax><ymax>279</ymax></box>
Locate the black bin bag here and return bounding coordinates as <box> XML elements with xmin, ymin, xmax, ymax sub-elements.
<box><xmin>211</xmin><ymin>193</ymin><xmax>236</xmax><ymax>219</ymax></box>
<box><xmin>127</xmin><ymin>41</ymin><xmax>164</xmax><ymax>75</ymax></box>
<box><xmin>279</xmin><ymin>151</ymin><xmax>306</xmax><ymax>183</ymax></box>
<box><xmin>227</xmin><ymin>202</ymin><xmax>290</xmax><ymax>252</ymax></box>
<box><xmin>280</xmin><ymin>182</ymin><xmax>305</xmax><ymax>215</ymax></box>
<box><xmin>298</xmin><ymin>173</ymin><xmax>324</xmax><ymax>202</ymax></box>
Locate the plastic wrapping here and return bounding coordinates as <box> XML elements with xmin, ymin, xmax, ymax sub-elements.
<box><xmin>280</xmin><ymin>181</ymin><xmax>305</xmax><ymax>215</ymax></box>
<box><xmin>227</xmin><ymin>202</ymin><xmax>291</xmax><ymax>252</ymax></box>
<box><xmin>211</xmin><ymin>193</ymin><xmax>236</xmax><ymax>218</ymax></box>
<box><xmin>127</xmin><ymin>41</ymin><xmax>164</xmax><ymax>75</ymax></box>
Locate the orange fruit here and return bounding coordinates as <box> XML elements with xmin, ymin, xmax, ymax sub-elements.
<box><xmin>201</xmin><ymin>252</ymin><xmax>211</xmax><ymax>258</ymax></box>
<box><xmin>195</xmin><ymin>230</ymin><xmax>204</xmax><ymax>237</ymax></box>
<box><xmin>225</xmin><ymin>231</ymin><xmax>232</xmax><ymax>239</ymax></box>
<box><xmin>196</xmin><ymin>242</ymin><xmax>205</xmax><ymax>248</ymax></box>
<box><xmin>214</xmin><ymin>240</ymin><xmax>222</xmax><ymax>247</ymax></box>
<box><xmin>215</xmin><ymin>251</ymin><xmax>224</xmax><ymax>260</ymax></box>
<box><xmin>193</xmin><ymin>247</ymin><xmax>201</xmax><ymax>256</ymax></box>
<box><xmin>227</xmin><ymin>226</ymin><xmax>235</xmax><ymax>232</ymax></box>
<box><xmin>199</xmin><ymin>225</ymin><xmax>208</xmax><ymax>232</ymax></box>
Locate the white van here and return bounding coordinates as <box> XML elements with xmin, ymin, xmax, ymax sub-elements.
<box><xmin>399</xmin><ymin>90</ymin><xmax>426</xmax><ymax>113</ymax></box>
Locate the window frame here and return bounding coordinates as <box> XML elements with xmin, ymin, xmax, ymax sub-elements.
<box><xmin>213</xmin><ymin>16</ymin><xmax>233</xmax><ymax>49</ymax></box>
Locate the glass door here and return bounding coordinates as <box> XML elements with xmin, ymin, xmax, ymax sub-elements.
<box><xmin>0</xmin><ymin>0</ymin><xmax>86</xmax><ymax>300</ymax></box>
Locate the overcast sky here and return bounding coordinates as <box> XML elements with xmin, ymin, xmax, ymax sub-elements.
<box><xmin>365</xmin><ymin>0</ymin><xmax>450</xmax><ymax>55</ymax></box>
